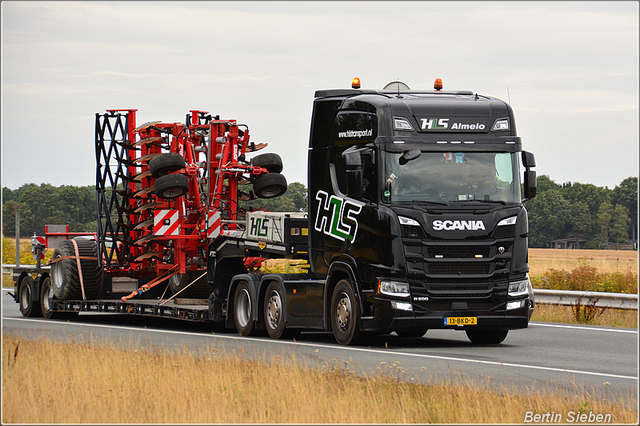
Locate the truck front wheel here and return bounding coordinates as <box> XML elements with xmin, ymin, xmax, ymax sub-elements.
<box><xmin>465</xmin><ymin>329</ymin><xmax>508</xmax><ymax>344</ymax></box>
<box><xmin>233</xmin><ymin>282</ymin><xmax>255</xmax><ymax>336</ymax></box>
<box><xmin>330</xmin><ymin>280</ymin><xmax>364</xmax><ymax>346</ymax></box>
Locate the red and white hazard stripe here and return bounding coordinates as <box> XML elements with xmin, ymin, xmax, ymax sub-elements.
<box><xmin>153</xmin><ymin>210</ymin><xmax>180</xmax><ymax>236</ymax></box>
<box><xmin>207</xmin><ymin>209</ymin><xmax>221</xmax><ymax>239</ymax></box>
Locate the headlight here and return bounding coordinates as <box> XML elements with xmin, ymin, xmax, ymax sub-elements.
<box><xmin>508</xmin><ymin>276</ymin><xmax>531</xmax><ymax>297</ymax></box>
<box><xmin>377</xmin><ymin>280</ymin><xmax>410</xmax><ymax>298</ymax></box>
<box><xmin>497</xmin><ymin>216</ymin><xmax>517</xmax><ymax>226</ymax></box>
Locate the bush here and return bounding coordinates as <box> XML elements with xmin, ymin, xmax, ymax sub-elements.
<box><xmin>531</xmin><ymin>265</ymin><xmax>638</xmax><ymax>294</ymax></box>
<box><xmin>583</xmin><ymin>240</ymin><xmax>600</xmax><ymax>250</ymax></box>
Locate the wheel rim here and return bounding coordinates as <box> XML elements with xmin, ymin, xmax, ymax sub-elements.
<box><xmin>162</xmin><ymin>188</ymin><xmax>186</xmax><ymax>198</ymax></box>
<box><xmin>335</xmin><ymin>292</ymin><xmax>351</xmax><ymax>332</ymax></box>
<box><xmin>51</xmin><ymin>254</ymin><xmax>63</xmax><ymax>291</ymax></box>
<box><xmin>43</xmin><ymin>284</ymin><xmax>54</xmax><ymax>312</ymax></box>
<box><xmin>260</xmin><ymin>186</ymin><xmax>283</xmax><ymax>197</ymax></box>
<box><xmin>266</xmin><ymin>291</ymin><xmax>282</xmax><ymax>330</ymax></box>
<box><xmin>236</xmin><ymin>288</ymin><xmax>251</xmax><ymax>328</ymax></box>
<box><xmin>20</xmin><ymin>285</ymin><xmax>31</xmax><ymax>311</ymax></box>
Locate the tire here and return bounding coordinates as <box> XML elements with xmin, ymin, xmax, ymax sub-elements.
<box><xmin>41</xmin><ymin>276</ymin><xmax>78</xmax><ymax>320</ymax></box>
<box><xmin>154</xmin><ymin>174</ymin><xmax>190</xmax><ymax>199</ymax></box>
<box><xmin>330</xmin><ymin>279</ymin><xmax>364</xmax><ymax>346</ymax></box>
<box><xmin>169</xmin><ymin>270</ymin><xmax>212</xmax><ymax>299</ymax></box>
<box><xmin>19</xmin><ymin>276</ymin><xmax>42</xmax><ymax>317</ymax></box>
<box><xmin>251</xmin><ymin>153</ymin><xmax>283</xmax><ymax>174</ymax></box>
<box><xmin>253</xmin><ymin>173</ymin><xmax>287</xmax><ymax>199</ymax></box>
<box><xmin>465</xmin><ymin>329</ymin><xmax>509</xmax><ymax>344</ymax></box>
<box><xmin>51</xmin><ymin>239</ymin><xmax>104</xmax><ymax>300</ymax></box>
<box><xmin>149</xmin><ymin>153</ymin><xmax>186</xmax><ymax>178</ymax></box>
<box><xmin>233</xmin><ymin>282</ymin><xmax>255</xmax><ymax>336</ymax></box>
<box><xmin>264</xmin><ymin>281</ymin><xmax>297</xmax><ymax>339</ymax></box>
<box><xmin>396</xmin><ymin>328</ymin><xmax>428</xmax><ymax>338</ymax></box>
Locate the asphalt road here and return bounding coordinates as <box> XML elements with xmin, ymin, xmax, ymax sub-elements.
<box><xmin>2</xmin><ymin>290</ymin><xmax>637</xmax><ymax>401</ymax></box>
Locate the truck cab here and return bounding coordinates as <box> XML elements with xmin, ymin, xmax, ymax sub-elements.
<box><xmin>307</xmin><ymin>80</ymin><xmax>537</xmax><ymax>344</ymax></box>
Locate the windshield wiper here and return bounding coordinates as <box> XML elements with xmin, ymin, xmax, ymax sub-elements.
<box><xmin>408</xmin><ymin>200</ymin><xmax>450</xmax><ymax>206</ymax></box>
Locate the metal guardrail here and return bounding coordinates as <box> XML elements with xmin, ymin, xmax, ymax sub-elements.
<box><xmin>533</xmin><ymin>289</ymin><xmax>638</xmax><ymax>310</ymax></box>
<box><xmin>3</xmin><ymin>264</ymin><xmax>638</xmax><ymax>310</ymax></box>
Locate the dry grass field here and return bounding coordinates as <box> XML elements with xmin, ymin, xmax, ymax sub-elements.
<box><xmin>528</xmin><ymin>248</ymin><xmax>637</xmax><ymax>277</ymax></box>
<box><xmin>3</xmin><ymin>334</ymin><xmax>637</xmax><ymax>424</ymax></box>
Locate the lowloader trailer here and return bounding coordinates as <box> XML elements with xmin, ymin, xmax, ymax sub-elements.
<box><xmin>11</xmin><ymin>78</ymin><xmax>537</xmax><ymax>345</ymax></box>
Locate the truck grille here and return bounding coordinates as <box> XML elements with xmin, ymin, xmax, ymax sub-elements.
<box><xmin>428</xmin><ymin>262</ymin><xmax>490</xmax><ymax>275</ymax></box>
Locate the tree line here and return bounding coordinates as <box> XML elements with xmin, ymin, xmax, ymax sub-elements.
<box><xmin>526</xmin><ymin>176</ymin><xmax>637</xmax><ymax>248</ymax></box>
<box><xmin>2</xmin><ymin>182</ymin><xmax>309</xmax><ymax>238</ymax></box>
<box><xmin>2</xmin><ymin>176</ymin><xmax>637</xmax><ymax>250</ymax></box>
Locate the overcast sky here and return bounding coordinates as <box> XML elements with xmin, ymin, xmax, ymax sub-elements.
<box><xmin>2</xmin><ymin>1</ymin><xmax>638</xmax><ymax>192</ymax></box>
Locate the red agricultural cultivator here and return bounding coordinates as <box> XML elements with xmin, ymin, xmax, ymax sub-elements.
<box><xmin>95</xmin><ymin>109</ymin><xmax>287</xmax><ymax>299</ymax></box>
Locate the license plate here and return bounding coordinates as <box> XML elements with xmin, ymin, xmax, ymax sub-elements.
<box><xmin>444</xmin><ymin>316</ymin><xmax>477</xmax><ymax>326</ymax></box>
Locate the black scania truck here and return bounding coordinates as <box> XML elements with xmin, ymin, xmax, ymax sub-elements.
<box><xmin>12</xmin><ymin>79</ymin><xmax>536</xmax><ymax>346</ymax></box>
<box><xmin>302</xmin><ymin>79</ymin><xmax>537</xmax><ymax>345</ymax></box>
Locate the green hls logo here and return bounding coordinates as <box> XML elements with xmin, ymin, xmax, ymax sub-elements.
<box><xmin>314</xmin><ymin>190</ymin><xmax>363</xmax><ymax>242</ymax></box>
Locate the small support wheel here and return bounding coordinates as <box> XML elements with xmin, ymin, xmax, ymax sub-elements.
<box><xmin>253</xmin><ymin>173</ymin><xmax>287</xmax><ymax>199</ymax></box>
<box><xmin>251</xmin><ymin>153</ymin><xmax>283</xmax><ymax>173</ymax></box>
<box><xmin>154</xmin><ymin>174</ymin><xmax>190</xmax><ymax>199</ymax></box>
<box><xmin>149</xmin><ymin>153</ymin><xmax>186</xmax><ymax>178</ymax></box>
<box><xmin>330</xmin><ymin>279</ymin><xmax>364</xmax><ymax>346</ymax></box>
<box><xmin>233</xmin><ymin>282</ymin><xmax>255</xmax><ymax>336</ymax></box>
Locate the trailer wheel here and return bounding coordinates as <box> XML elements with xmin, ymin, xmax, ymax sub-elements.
<box><xmin>149</xmin><ymin>153</ymin><xmax>186</xmax><ymax>178</ymax></box>
<box><xmin>264</xmin><ymin>281</ymin><xmax>297</xmax><ymax>339</ymax></box>
<box><xmin>154</xmin><ymin>174</ymin><xmax>190</xmax><ymax>199</ymax></box>
<box><xmin>251</xmin><ymin>153</ymin><xmax>283</xmax><ymax>174</ymax></box>
<box><xmin>19</xmin><ymin>276</ymin><xmax>42</xmax><ymax>317</ymax></box>
<box><xmin>330</xmin><ymin>280</ymin><xmax>364</xmax><ymax>346</ymax></box>
<box><xmin>465</xmin><ymin>329</ymin><xmax>509</xmax><ymax>344</ymax></box>
<box><xmin>233</xmin><ymin>282</ymin><xmax>255</xmax><ymax>336</ymax></box>
<box><xmin>51</xmin><ymin>239</ymin><xmax>104</xmax><ymax>300</ymax></box>
<box><xmin>41</xmin><ymin>276</ymin><xmax>78</xmax><ymax>320</ymax></box>
<box><xmin>169</xmin><ymin>270</ymin><xmax>212</xmax><ymax>299</ymax></box>
<box><xmin>253</xmin><ymin>173</ymin><xmax>287</xmax><ymax>199</ymax></box>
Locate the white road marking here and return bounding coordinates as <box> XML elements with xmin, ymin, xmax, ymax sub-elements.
<box><xmin>530</xmin><ymin>322</ymin><xmax>638</xmax><ymax>334</ymax></box>
<box><xmin>4</xmin><ymin>317</ymin><xmax>638</xmax><ymax>381</ymax></box>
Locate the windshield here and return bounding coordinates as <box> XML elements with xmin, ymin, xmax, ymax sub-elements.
<box><xmin>381</xmin><ymin>151</ymin><xmax>522</xmax><ymax>204</ymax></box>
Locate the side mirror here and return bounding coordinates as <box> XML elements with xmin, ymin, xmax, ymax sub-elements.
<box><xmin>399</xmin><ymin>149</ymin><xmax>421</xmax><ymax>165</ymax></box>
<box><xmin>524</xmin><ymin>170</ymin><xmax>537</xmax><ymax>200</ymax></box>
<box><xmin>522</xmin><ymin>151</ymin><xmax>536</xmax><ymax>168</ymax></box>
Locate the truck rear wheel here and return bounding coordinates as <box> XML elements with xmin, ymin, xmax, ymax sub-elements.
<box><xmin>19</xmin><ymin>276</ymin><xmax>42</xmax><ymax>317</ymax></box>
<box><xmin>264</xmin><ymin>281</ymin><xmax>298</xmax><ymax>339</ymax></box>
<box><xmin>253</xmin><ymin>173</ymin><xmax>287</xmax><ymax>199</ymax></box>
<box><xmin>465</xmin><ymin>329</ymin><xmax>508</xmax><ymax>344</ymax></box>
<box><xmin>51</xmin><ymin>239</ymin><xmax>104</xmax><ymax>300</ymax></box>
<box><xmin>330</xmin><ymin>280</ymin><xmax>364</xmax><ymax>346</ymax></box>
<box><xmin>233</xmin><ymin>282</ymin><xmax>255</xmax><ymax>336</ymax></box>
<box><xmin>154</xmin><ymin>174</ymin><xmax>190</xmax><ymax>199</ymax></box>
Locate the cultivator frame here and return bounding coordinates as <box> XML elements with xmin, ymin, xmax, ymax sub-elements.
<box><xmin>95</xmin><ymin>109</ymin><xmax>287</xmax><ymax>288</ymax></box>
